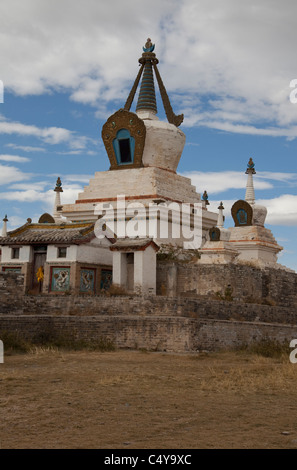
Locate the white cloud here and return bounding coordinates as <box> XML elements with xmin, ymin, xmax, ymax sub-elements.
<box><xmin>0</xmin><ymin>119</ymin><xmax>94</xmax><ymax>150</ymax></box>
<box><xmin>182</xmin><ymin>170</ymin><xmax>273</xmax><ymax>194</ymax></box>
<box><xmin>0</xmin><ymin>189</ymin><xmax>47</xmax><ymax>202</ymax></box>
<box><xmin>256</xmin><ymin>171</ymin><xmax>297</xmax><ymax>184</ymax></box>
<box><xmin>4</xmin><ymin>215</ymin><xmax>28</xmax><ymax>231</ymax></box>
<box><xmin>64</xmin><ymin>174</ymin><xmax>93</xmax><ymax>184</ymax></box>
<box><xmin>10</xmin><ymin>181</ymin><xmax>49</xmax><ymax>191</ymax></box>
<box><xmin>0</xmin><ymin>0</ymin><xmax>296</xmax><ymax>137</ymax></box>
<box><xmin>208</xmin><ymin>195</ymin><xmax>297</xmax><ymax>227</ymax></box>
<box><xmin>6</xmin><ymin>144</ymin><xmax>45</xmax><ymax>152</ymax></box>
<box><xmin>258</xmin><ymin>195</ymin><xmax>297</xmax><ymax>226</ymax></box>
<box><xmin>0</xmin><ymin>186</ymin><xmax>83</xmax><ymax>213</ymax></box>
<box><xmin>0</xmin><ymin>154</ymin><xmax>30</xmax><ymax>163</ymax></box>
<box><xmin>0</xmin><ymin>163</ymin><xmax>31</xmax><ymax>185</ymax></box>
<box><xmin>0</xmin><ymin>120</ymin><xmax>72</xmax><ymax>143</ymax></box>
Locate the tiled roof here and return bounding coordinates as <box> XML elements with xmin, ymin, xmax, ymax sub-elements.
<box><xmin>0</xmin><ymin>221</ymin><xmax>96</xmax><ymax>245</ymax></box>
<box><xmin>110</xmin><ymin>237</ymin><xmax>159</xmax><ymax>252</ymax></box>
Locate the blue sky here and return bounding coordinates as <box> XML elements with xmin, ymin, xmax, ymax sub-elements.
<box><xmin>0</xmin><ymin>0</ymin><xmax>296</xmax><ymax>271</ymax></box>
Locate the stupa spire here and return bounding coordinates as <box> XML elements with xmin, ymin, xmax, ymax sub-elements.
<box><xmin>217</xmin><ymin>202</ymin><xmax>224</xmax><ymax>228</ymax></box>
<box><xmin>245</xmin><ymin>158</ymin><xmax>256</xmax><ymax>205</ymax></box>
<box><xmin>2</xmin><ymin>214</ymin><xmax>8</xmax><ymax>237</ymax></box>
<box><xmin>124</xmin><ymin>39</ymin><xmax>184</xmax><ymax>127</ymax></box>
<box><xmin>136</xmin><ymin>39</ymin><xmax>157</xmax><ymax>114</ymax></box>
<box><xmin>53</xmin><ymin>177</ymin><xmax>63</xmax><ymax>220</ymax></box>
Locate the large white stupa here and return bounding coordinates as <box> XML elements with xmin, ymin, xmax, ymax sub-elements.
<box><xmin>60</xmin><ymin>39</ymin><xmax>218</xmax><ymax>245</ymax></box>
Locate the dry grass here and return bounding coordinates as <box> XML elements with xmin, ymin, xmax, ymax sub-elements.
<box><xmin>1</xmin><ymin>349</ymin><xmax>297</xmax><ymax>449</ymax></box>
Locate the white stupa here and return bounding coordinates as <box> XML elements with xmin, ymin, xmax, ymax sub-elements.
<box><xmin>61</xmin><ymin>39</ymin><xmax>218</xmax><ymax>247</ymax></box>
<box><xmin>228</xmin><ymin>158</ymin><xmax>283</xmax><ymax>268</ymax></box>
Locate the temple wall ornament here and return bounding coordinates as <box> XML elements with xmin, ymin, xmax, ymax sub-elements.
<box><xmin>231</xmin><ymin>200</ymin><xmax>253</xmax><ymax>227</ymax></box>
<box><xmin>80</xmin><ymin>268</ymin><xmax>95</xmax><ymax>293</ymax></box>
<box><xmin>54</xmin><ymin>177</ymin><xmax>63</xmax><ymax>192</ymax></box>
<box><xmin>51</xmin><ymin>267</ymin><xmax>70</xmax><ymax>292</ymax></box>
<box><xmin>102</xmin><ymin>109</ymin><xmax>146</xmax><ymax>170</ymax></box>
<box><xmin>209</xmin><ymin>226</ymin><xmax>221</xmax><ymax>241</ymax></box>
<box><xmin>38</xmin><ymin>213</ymin><xmax>56</xmax><ymax>224</ymax></box>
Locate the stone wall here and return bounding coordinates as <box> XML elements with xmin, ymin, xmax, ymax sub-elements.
<box><xmin>1</xmin><ymin>271</ymin><xmax>297</xmax><ymax>352</ymax></box>
<box><xmin>157</xmin><ymin>262</ymin><xmax>297</xmax><ymax>307</ymax></box>
<box><xmin>0</xmin><ymin>271</ymin><xmax>25</xmax><ymax>313</ymax></box>
<box><xmin>1</xmin><ymin>270</ymin><xmax>297</xmax><ymax>325</ymax></box>
<box><xmin>1</xmin><ymin>315</ymin><xmax>297</xmax><ymax>353</ymax></box>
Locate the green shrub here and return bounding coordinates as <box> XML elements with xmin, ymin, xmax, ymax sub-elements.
<box><xmin>238</xmin><ymin>338</ymin><xmax>290</xmax><ymax>358</ymax></box>
<box><xmin>0</xmin><ymin>329</ymin><xmax>116</xmax><ymax>353</ymax></box>
<box><xmin>0</xmin><ymin>330</ymin><xmax>31</xmax><ymax>354</ymax></box>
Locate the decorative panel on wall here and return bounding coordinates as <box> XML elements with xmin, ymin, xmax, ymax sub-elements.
<box><xmin>51</xmin><ymin>267</ymin><xmax>70</xmax><ymax>292</ymax></box>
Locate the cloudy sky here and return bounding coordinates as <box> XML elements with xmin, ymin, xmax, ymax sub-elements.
<box><xmin>0</xmin><ymin>0</ymin><xmax>296</xmax><ymax>270</ymax></box>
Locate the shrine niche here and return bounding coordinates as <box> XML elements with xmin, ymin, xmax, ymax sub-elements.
<box><xmin>231</xmin><ymin>200</ymin><xmax>253</xmax><ymax>227</ymax></box>
<box><xmin>38</xmin><ymin>213</ymin><xmax>55</xmax><ymax>224</ymax></box>
<box><xmin>101</xmin><ymin>109</ymin><xmax>146</xmax><ymax>170</ymax></box>
<box><xmin>209</xmin><ymin>227</ymin><xmax>221</xmax><ymax>241</ymax></box>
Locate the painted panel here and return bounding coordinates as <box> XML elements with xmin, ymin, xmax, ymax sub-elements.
<box><xmin>51</xmin><ymin>267</ymin><xmax>70</xmax><ymax>292</ymax></box>
<box><xmin>80</xmin><ymin>268</ymin><xmax>95</xmax><ymax>293</ymax></box>
<box><xmin>2</xmin><ymin>266</ymin><xmax>21</xmax><ymax>272</ymax></box>
<box><xmin>100</xmin><ymin>270</ymin><xmax>112</xmax><ymax>291</ymax></box>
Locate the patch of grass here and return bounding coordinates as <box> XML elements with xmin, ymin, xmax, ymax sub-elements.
<box><xmin>0</xmin><ymin>330</ymin><xmax>31</xmax><ymax>354</ymax></box>
<box><xmin>215</xmin><ymin>285</ymin><xmax>234</xmax><ymax>302</ymax></box>
<box><xmin>100</xmin><ymin>284</ymin><xmax>130</xmax><ymax>296</ymax></box>
<box><xmin>236</xmin><ymin>338</ymin><xmax>291</xmax><ymax>358</ymax></box>
<box><xmin>157</xmin><ymin>243</ymin><xmax>200</xmax><ymax>263</ymax></box>
<box><xmin>0</xmin><ymin>329</ymin><xmax>116</xmax><ymax>353</ymax></box>
<box><xmin>33</xmin><ymin>331</ymin><xmax>116</xmax><ymax>352</ymax></box>
<box><xmin>245</xmin><ymin>296</ymin><xmax>277</xmax><ymax>306</ymax></box>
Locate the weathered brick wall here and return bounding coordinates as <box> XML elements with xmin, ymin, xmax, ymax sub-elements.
<box><xmin>191</xmin><ymin>319</ymin><xmax>297</xmax><ymax>351</ymax></box>
<box><xmin>15</xmin><ymin>296</ymin><xmax>297</xmax><ymax>325</ymax></box>
<box><xmin>0</xmin><ymin>272</ymin><xmax>25</xmax><ymax>314</ymax></box>
<box><xmin>1</xmin><ymin>270</ymin><xmax>297</xmax><ymax>352</ymax></box>
<box><xmin>157</xmin><ymin>262</ymin><xmax>297</xmax><ymax>307</ymax></box>
<box><xmin>1</xmin><ymin>315</ymin><xmax>297</xmax><ymax>352</ymax></box>
<box><xmin>1</xmin><ymin>270</ymin><xmax>297</xmax><ymax>325</ymax></box>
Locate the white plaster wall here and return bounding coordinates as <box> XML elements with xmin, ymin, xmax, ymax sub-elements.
<box><xmin>70</xmin><ymin>167</ymin><xmax>200</xmax><ymax>204</ymax></box>
<box><xmin>134</xmin><ymin>245</ymin><xmax>156</xmax><ymax>294</ymax></box>
<box><xmin>43</xmin><ymin>242</ymin><xmax>112</xmax><ymax>265</ymax></box>
<box><xmin>228</xmin><ymin>226</ymin><xmax>282</xmax><ymax>266</ymax></box>
<box><xmin>141</xmin><ymin>119</ymin><xmax>186</xmax><ymax>172</ymax></box>
<box><xmin>1</xmin><ymin>246</ymin><xmax>14</xmax><ymax>263</ymax></box>
<box><xmin>112</xmin><ymin>251</ymin><xmax>127</xmax><ymax>287</ymax></box>
<box><xmin>76</xmin><ymin>244</ymin><xmax>112</xmax><ymax>265</ymax></box>
<box><xmin>235</xmin><ymin>245</ymin><xmax>278</xmax><ymax>264</ymax></box>
<box><xmin>46</xmin><ymin>244</ymin><xmax>78</xmax><ymax>262</ymax></box>
<box><xmin>22</xmin><ymin>246</ymin><xmax>33</xmax><ymax>262</ymax></box>
<box><xmin>0</xmin><ymin>245</ymin><xmax>32</xmax><ymax>263</ymax></box>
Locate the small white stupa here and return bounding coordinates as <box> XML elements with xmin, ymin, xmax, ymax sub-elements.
<box><xmin>199</xmin><ymin>201</ymin><xmax>239</xmax><ymax>264</ymax></box>
<box><xmin>53</xmin><ymin>177</ymin><xmax>64</xmax><ymax>223</ymax></box>
<box><xmin>1</xmin><ymin>215</ymin><xmax>8</xmax><ymax>237</ymax></box>
<box><xmin>199</xmin><ymin>158</ymin><xmax>285</xmax><ymax>268</ymax></box>
<box><xmin>228</xmin><ymin>158</ymin><xmax>283</xmax><ymax>268</ymax></box>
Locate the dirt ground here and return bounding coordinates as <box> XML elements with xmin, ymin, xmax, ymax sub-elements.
<box><xmin>1</xmin><ymin>348</ymin><xmax>297</xmax><ymax>449</ymax></box>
